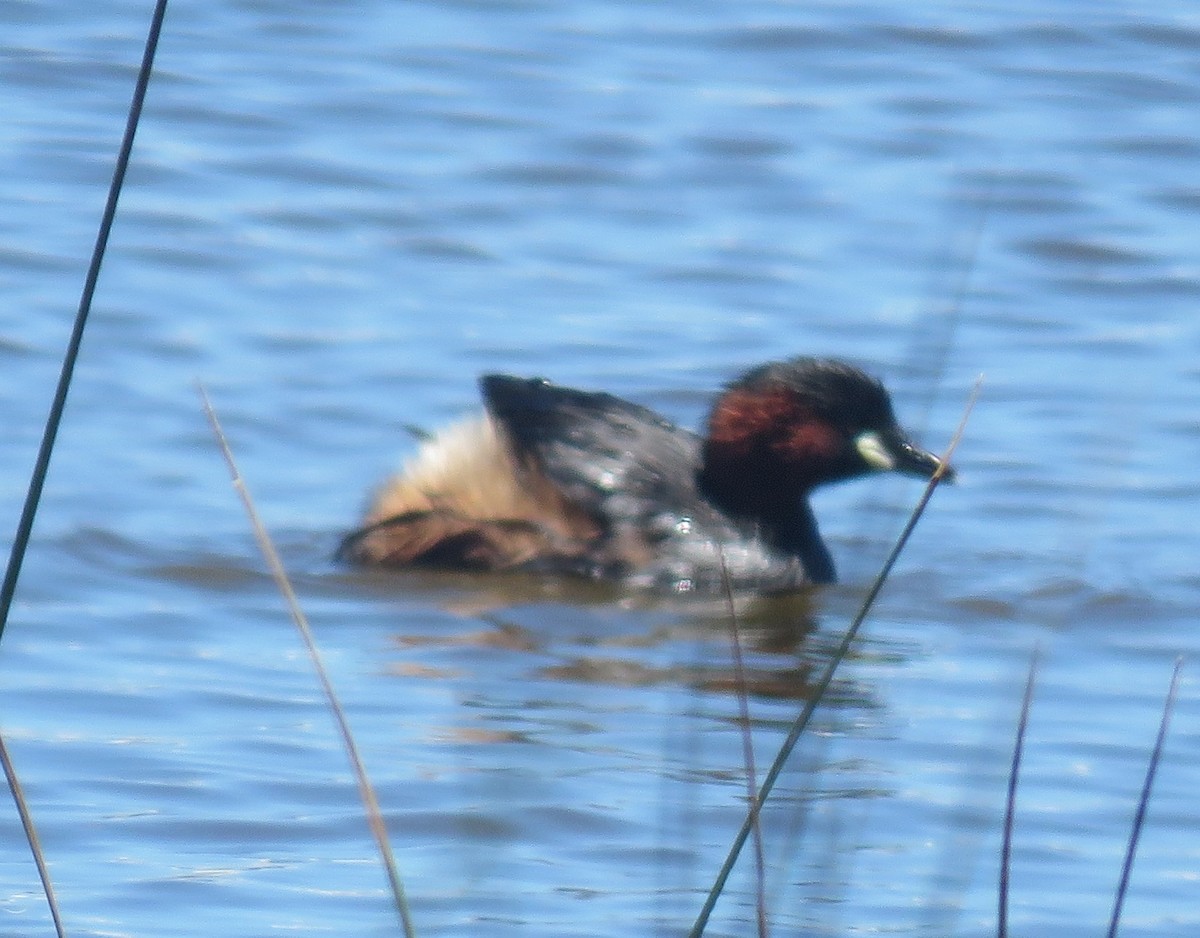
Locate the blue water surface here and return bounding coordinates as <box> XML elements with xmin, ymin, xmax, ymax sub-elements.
<box><xmin>2</xmin><ymin>2</ymin><xmax>1199</xmax><ymax>936</ymax></box>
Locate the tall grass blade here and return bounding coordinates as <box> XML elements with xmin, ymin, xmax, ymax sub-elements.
<box><xmin>718</xmin><ymin>551</ymin><xmax>769</xmax><ymax>938</ymax></box>
<box><xmin>0</xmin><ymin>0</ymin><xmax>170</xmax><ymax>646</ymax></box>
<box><xmin>0</xmin><ymin>731</ymin><xmax>67</xmax><ymax>938</ymax></box>
<box><xmin>199</xmin><ymin>386</ymin><xmax>417</xmax><ymax>938</ymax></box>
<box><xmin>687</xmin><ymin>378</ymin><xmax>979</xmax><ymax>937</ymax></box>
<box><xmin>1106</xmin><ymin>656</ymin><xmax>1183</xmax><ymax>938</ymax></box>
<box><xmin>998</xmin><ymin>646</ymin><xmax>1040</xmax><ymax>938</ymax></box>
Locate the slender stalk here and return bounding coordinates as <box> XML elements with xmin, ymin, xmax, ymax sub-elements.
<box><xmin>717</xmin><ymin>552</ymin><xmax>769</xmax><ymax>938</ymax></box>
<box><xmin>1106</xmin><ymin>657</ymin><xmax>1184</xmax><ymax>938</ymax></box>
<box><xmin>200</xmin><ymin>386</ymin><xmax>417</xmax><ymax>938</ymax></box>
<box><xmin>0</xmin><ymin>732</ymin><xmax>67</xmax><ymax>938</ymax></box>
<box><xmin>688</xmin><ymin>377</ymin><xmax>979</xmax><ymax>937</ymax></box>
<box><xmin>0</xmin><ymin>4</ymin><xmax>169</xmax><ymax>931</ymax></box>
<box><xmin>0</xmin><ymin>0</ymin><xmax>171</xmax><ymax>646</ymax></box>
<box><xmin>999</xmin><ymin>647</ymin><xmax>1040</xmax><ymax>938</ymax></box>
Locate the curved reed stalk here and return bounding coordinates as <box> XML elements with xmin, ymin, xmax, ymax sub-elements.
<box><xmin>200</xmin><ymin>387</ymin><xmax>417</xmax><ymax>938</ymax></box>
<box><xmin>999</xmin><ymin>647</ymin><xmax>1040</xmax><ymax>938</ymax></box>
<box><xmin>688</xmin><ymin>378</ymin><xmax>978</xmax><ymax>937</ymax></box>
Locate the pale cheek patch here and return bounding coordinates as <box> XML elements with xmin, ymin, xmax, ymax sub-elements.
<box><xmin>854</xmin><ymin>430</ymin><xmax>896</xmax><ymax>470</ymax></box>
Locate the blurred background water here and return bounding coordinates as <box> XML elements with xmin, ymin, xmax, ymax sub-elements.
<box><xmin>1</xmin><ymin>1</ymin><xmax>1199</xmax><ymax>936</ymax></box>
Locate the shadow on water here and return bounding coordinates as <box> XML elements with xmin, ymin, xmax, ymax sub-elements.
<box><xmin>320</xmin><ymin>558</ymin><xmax>882</xmax><ymax>708</ymax></box>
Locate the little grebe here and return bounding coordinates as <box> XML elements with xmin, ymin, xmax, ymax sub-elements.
<box><xmin>339</xmin><ymin>357</ymin><xmax>951</xmax><ymax>593</ymax></box>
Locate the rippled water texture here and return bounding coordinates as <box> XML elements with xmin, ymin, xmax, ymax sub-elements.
<box><xmin>2</xmin><ymin>2</ymin><xmax>1199</xmax><ymax>936</ymax></box>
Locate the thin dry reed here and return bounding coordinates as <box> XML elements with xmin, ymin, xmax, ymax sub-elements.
<box><xmin>200</xmin><ymin>386</ymin><xmax>417</xmax><ymax>938</ymax></box>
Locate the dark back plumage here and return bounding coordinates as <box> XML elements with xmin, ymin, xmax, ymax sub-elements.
<box><xmin>342</xmin><ymin>358</ymin><xmax>948</xmax><ymax>594</ymax></box>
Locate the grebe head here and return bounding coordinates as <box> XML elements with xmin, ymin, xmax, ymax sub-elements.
<box><xmin>696</xmin><ymin>357</ymin><xmax>951</xmax><ymax>517</ymax></box>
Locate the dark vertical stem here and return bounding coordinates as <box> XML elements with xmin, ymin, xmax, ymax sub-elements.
<box><xmin>999</xmin><ymin>647</ymin><xmax>1040</xmax><ymax>938</ymax></box>
<box><xmin>688</xmin><ymin>473</ymin><xmax>942</xmax><ymax>938</ymax></box>
<box><xmin>0</xmin><ymin>0</ymin><xmax>170</xmax><ymax>644</ymax></box>
<box><xmin>1106</xmin><ymin>657</ymin><xmax>1183</xmax><ymax>938</ymax></box>
<box><xmin>688</xmin><ymin>379</ymin><xmax>975</xmax><ymax>937</ymax></box>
